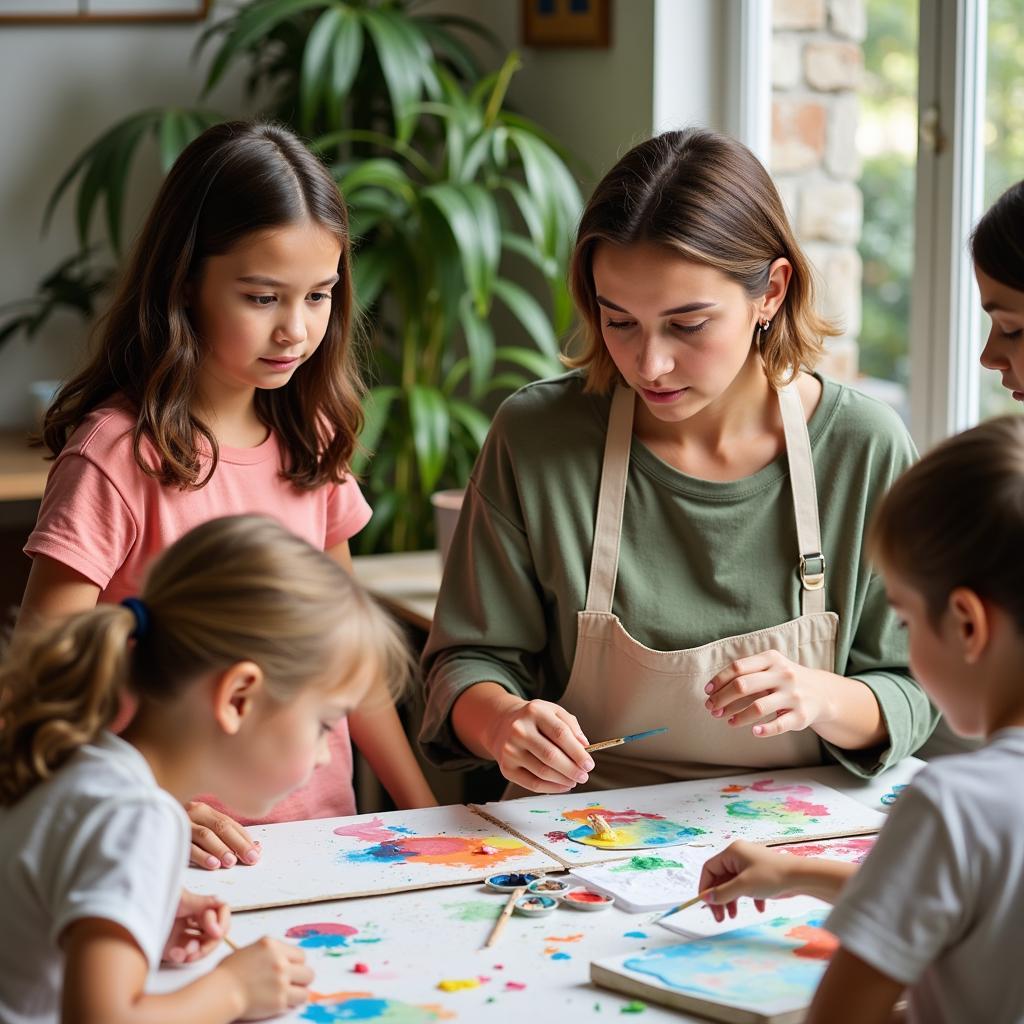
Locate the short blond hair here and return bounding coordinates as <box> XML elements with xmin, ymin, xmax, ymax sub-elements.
<box><xmin>565</xmin><ymin>128</ymin><xmax>839</xmax><ymax>391</ymax></box>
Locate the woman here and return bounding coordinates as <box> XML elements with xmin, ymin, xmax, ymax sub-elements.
<box><xmin>421</xmin><ymin>128</ymin><xmax>936</xmax><ymax>796</ymax></box>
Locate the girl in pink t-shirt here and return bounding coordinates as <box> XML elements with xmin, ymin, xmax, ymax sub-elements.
<box><xmin>22</xmin><ymin>120</ymin><xmax>436</xmax><ymax>870</ymax></box>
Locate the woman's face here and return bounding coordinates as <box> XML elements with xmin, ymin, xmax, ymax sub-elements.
<box><xmin>976</xmin><ymin>264</ymin><xmax>1024</xmax><ymax>403</ymax></box>
<box><xmin>592</xmin><ymin>241</ymin><xmax>769</xmax><ymax>426</ymax></box>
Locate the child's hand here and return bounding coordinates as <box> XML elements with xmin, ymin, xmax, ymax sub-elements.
<box><xmin>219</xmin><ymin>937</ymin><xmax>314</xmax><ymax>1020</ymax></box>
<box><xmin>162</xmin><ymin>890</ymin><xmax>230</xmax><ymax>964</ymax></box>
<box><xmin>704</xmin><ymin>650</ymin><xmax>833</xmax><ymax>737</ymax></box>
<box><xmin>698</xmin><ymin>840</ymin><xmax>801</xmax><ymax>922</ymax></box>
<box><xmin>487</xmin><ymin>698</ymin><xmax>593</xmax><ymax>793</ymax></box>
<box><xmin>187</xmin><ymin>800</ymin><xmax>261</xmax><ymax>870</ymax></box>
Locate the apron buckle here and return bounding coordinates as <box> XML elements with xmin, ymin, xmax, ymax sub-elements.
<box><xmin>800</xmin><ymin>552</ymin><xmax>826</xmax><ymax>591</ymax></box>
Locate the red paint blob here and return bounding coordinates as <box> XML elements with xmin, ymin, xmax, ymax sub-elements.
<box><xmin>353</xmin><ymin>962</ymin><xmax>370</xmax><ymax>974</ymax></box>
<box><xmin>564</xmin><ymin>890</ymin><xmax>610</xmax><ymax>904</ymax></box>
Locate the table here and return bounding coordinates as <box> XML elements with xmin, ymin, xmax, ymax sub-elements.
<box><xmin>151</xmin><ymin>758</ymin><xmax>925</xmax><ymax>1022</ymax></box>
<box><xmin>351</xmin><ymin>550</ymin><xmax>442</xmax><ymax>632</ymax></box>
<box><xmin>0</xmin><ymin>431</ymin><xmax>49</xmax><ymax>502</ymax></box>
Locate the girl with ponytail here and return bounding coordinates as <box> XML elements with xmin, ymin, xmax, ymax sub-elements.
<box><xmin>0</xmin><ymin>514</ymin><xmax>410</xmax><ymax>1024</ymax></box>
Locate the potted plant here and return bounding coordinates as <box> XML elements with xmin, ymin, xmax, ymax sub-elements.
<box><xmin>0</xmin><ymin>0</ymin><xmax>582</xmax><ymax>552</ymax></box>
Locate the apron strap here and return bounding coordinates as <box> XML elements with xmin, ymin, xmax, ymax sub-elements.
<box><xmin>585</xmin><ymin>385</ymin><xmax>635</xmax><ymax>613</ymax></box>
<box><xmin>777</xmin><ymin>382</ymin><xmax>826</xmax><ymax>615</ymax></box>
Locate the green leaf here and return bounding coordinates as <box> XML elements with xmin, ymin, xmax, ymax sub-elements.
<box><xmin>494</xmin><ymin>345</ymin><xmax>561</xmax><ymax>380</ymax></box>
<box><xmin>203</xmin><ymin>0</ymin><xmax>330</xmax><ymax>97</ymax></box>
<box><xmin>339</xmin><ymin>158</ymin><xmax>415</xmax><ymax>205</ymax></box>
<box><xmin>484</xmin><ymin>371</ymin><xmax>531</xmax><ymax>395</ymax></box>
<box><xmin>458</xmin><ymin>294</ymin><xmax>495</xmax><ymax>398</ymax></box>
<box><xmin>158</xmin><ymin>109</ymin><xmax>191</xmax><ymax>174</ymax></box>
<box><xmin>422</xmin><ymin>183</ymin><xmax>500</xmax><ymax>313</ymax></box>
<box><xmin>300</xmin><ymin>7</ymin><xmax>343</xmax><ymax>132</ymax></box>
<box><xmin>326</xmin><ymin>8</ymin><xmax>364</xmax><ymax>126</ymax></box>
<box><xmin>362</xmin><ymin>6</ymin><xmax>438</xmax><ymax>143</ymax></box>
<box><xmin>350</xmin><ymin>244</ymin><xmax>395</xmax><ymax>312</ymax></box>
<box><xmin>502</xmin><ymin>232</ymin><xmax>558</xmax><ymax>279</ymax></box>
<box><xmin>352</xmin><ymin>384</ymin><xmax>400</xmax><ymax>473</ymax></box>
<box><xmin>492</xmin><ymin>277</ymin><xmax>560</xmax><ymax>360</ymax></box>
<box><xmin>448</xmin><ymin>399</ymin><xmax>491</xmax><ymax>450</ymax></box>
<box><xmin>409</xmin><ymin>385</ymin><xmax>450</xmax><ymax>493</ymax></box>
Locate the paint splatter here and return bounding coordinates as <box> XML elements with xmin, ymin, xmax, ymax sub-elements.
<box><xmin>545</xmin><ymin>934</ymin><xmax>584</xmax><ymax>942</ymax></box>
<box><xmin>560</xmin><ymin>807</ymin><xmax>705</xmax><ymax>849</ymax></box>
<box><xmin>352</xmin><ymin>963</ymin><xmax>370</xmax><ymax>974</ymax></box>
<box><xmin>505</xmin><ymin>981</ymin><xmax>527</xmax><ymax>991</ymax></box>
<box><xmin>437</xmin><ymin>979</ymin><xmax>480</xmax><ymax>992</ymax></box>
<box><xmin>724</xmin><ymin>797</ymin><xmax>829</xmax><ymax>823</ymax></box>
<box><xmin>551</xmin><ymin>952</ymin><xmax>572</xmax><ymax>961</ymax></box>
<box><xmin>333</xmin><ymin>817</ymin><xmax>416</xmax><ymax>843</ymax></box>
<box><xmin>609</xmin><ymin>855</ymin><xmax>686</xmax><ymax>872</ymax></box>
<box><xmin>343</xmin><ymin>834</ymin><xmax>531</xmax><ymax>868</ymax></box>
<box><xmin>285</xmin><ymin>923</ymin><xmax>358</xmax><ymax>950</ymax></box>
<box><xmin>624</xmin><ymin>931</ymin><xmax>648</xmax><ymax>939</ymax></box>
<box><xmin>786</xmin><ymin>922</ymin><xmax>838</xmax><ymax>960</ymax></box>
<box><xmin>620</xmin><ymin>1001</ymin><xmax>647</xmax><ymax>1013</ymax></box>
<box><xmin>881</xmin><ymin>784</ymin><xmax>908</xmax><ymax>807</ymax></box>
<box><xmin>544</xmin><ymin>830</ymin><xmax>571</xmax><ymax>843</ymax></box>
<box><xmin>442</xmin><ymin>899</ymin><xmax>502</xmax><ymax>922</ymax></box>
<box><xmin>301</xmin><ymin>992</ymin><xmax>452</xmax><ymax>1022</ymax></box>
<box><xmin>776</xmin><ymin>837</ymin><xmax>876</xmax><ymax>863</ymax></box>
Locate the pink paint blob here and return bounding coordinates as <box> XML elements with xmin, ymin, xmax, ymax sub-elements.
<box><xmin>332</xmin><ymin>816</ymin><xmax>395</xmax><ymax>843</ymax></box>
<box><xmin>505</xmin><ymin>981</ymin><xmax>527</xmax><ymax>991</ymax></box>
<box><xmin>750</xmin><ymin>779</ymin><xmax>814</xmax><ymax>795</ymax></box>
<box><xmin>782</xmin><ymin>797</ymin><xmax>830</xmax><ymax>817</ymax></box>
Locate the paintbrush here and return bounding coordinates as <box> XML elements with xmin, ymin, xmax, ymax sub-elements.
<box><xmin>584</xmin><ymin>727</ymin><xmax>668</xmax><ymax>753</ymax></box>
<box><xmin>651</xmin><ymin>889</ymin><xmax>714</xmax><ymax>924</ymax></box>
<box><xmin>587</xmin><ymin>812</ymin><xmax>617</xmax><ymax>841</ymax></box>
<box><xmin>223</xmin><ymin>934</ymin><xmax>241</xmax><ymax>952</ymax></box>
<box><xmin>483</xmin><ymin>886</ymin><xmax>526</xmax><ymax>949</ymax></box>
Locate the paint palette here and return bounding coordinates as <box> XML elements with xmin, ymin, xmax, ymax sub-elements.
<box><xmin>486</xmin><ymin>872</ymin><xmax>542</xmax><ymax>893</ymax></box>
<box><xmin>474</xmin><ymin>770</ymin><xmax>885</xmax><ymax>867</ymax></box>
<box><xmin>592</xmin><ymin>909</ymin><xmax>839</xmax><ymax>1023</ymax></box>
<box><xmin>527</xmin><ymin>877</ymin><xmax>571</xmax><ymax>897</ymax></box>
<box><xmin>515</xmin><ymin>894</ymin><xmax>557</xmax><ymax>917</ymax></box>
<box><xmin>185</xmin><ymin>804</ymin><xmax>562</xmax><ymax>911</ymax></box>
<box><xmin>561</xmin><ymin>888</ymin><xmax>613</xmax><ymax>911</ymax></box>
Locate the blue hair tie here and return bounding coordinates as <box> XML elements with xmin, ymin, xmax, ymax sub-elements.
<box><xmin>120</xmin><ymin>597</ymin><xmax>150</xmax><ymax>640</ymax></box>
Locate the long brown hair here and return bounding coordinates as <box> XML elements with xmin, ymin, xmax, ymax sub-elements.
<box><xmin>565</xmin><ymin>128</ymin><xmax>839</xmax><ymax>391</ymax></box>
<box><xmin>869</xmin><ymin>415</ymin><xmax>1024</xmax><ymax>632</ymax></box>
<box><xmin>43</xmin><ymin>121</ymin><xmax>363</xmax><ymax>490</ymax></box>
<box><xmin>971</xmin><ymin>179</ymin><xmax>1024</xmax><ymax>291</ymax></box>
<box><xmin>0</xmin><ymin>515</ymin><xmax>411</xmax><ymax>806</ymax></box>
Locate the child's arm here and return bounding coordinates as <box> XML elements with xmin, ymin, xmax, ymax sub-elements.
<box><xmin>327</xmin><ymin>541</ymin><xmax>438</xmax><ymax>809</ymax></box>
<box><xmin>698</xmin><ymin>840</ymin><xmax>858</xmax><ymax>921</ymax></box>
<box><xmin>61</xmin><ymin>917</ymin><xmax>313</xmax><ymax>1023</ymax></box>
<box><xmin>348</xmin><ymin>696</ymin><xmax>439</xmax><ymax>808</ymax></box>
<box><xmin>17</xmin><ymin>554</ymin><xmax>100</xmax><ymax>627</ymax></box>
<box><xmin>805</xmin><ymin>947</ymin><xmax>906</xmax><ymax>1024</ymax></box>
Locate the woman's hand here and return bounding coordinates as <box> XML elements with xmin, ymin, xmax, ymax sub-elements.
<box><xmin>162</xmin><ymin>890</ymin><xmax>230</xmax><ymax>965</ymax></box>
<box><xmin>187</xmin><ymin>801</ymin><xmax>261</xmax><ymax>870</ymax></box>
<box><xmin>486</xmin><ymin>697</ymin><xmax>594</xmax><ymax>793</ymax></box>
<box><xmin>704</xmin><ymin>649</ymin><xmax>835</xmax><ymax>737</ymax></box>
<box><xmin>698</xmin><ymin>840</ymin><xmax>802</xmax><ymax>922</ymax></box>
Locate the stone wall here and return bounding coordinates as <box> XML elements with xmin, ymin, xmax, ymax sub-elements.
<box><xmin>772</xmin><ymin>0</ymin><xmax>865</xmax><ymax>382</ymax></box>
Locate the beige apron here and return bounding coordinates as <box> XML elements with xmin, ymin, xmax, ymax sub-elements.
<box><xmin>509</xmin><ymin>383</ymin><xmax>838</xmax><ymax>797</ymax></box>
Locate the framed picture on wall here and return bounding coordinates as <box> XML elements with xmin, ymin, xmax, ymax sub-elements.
<box><xmin>0</xmin><ymin>0</ymin><xmax>211</xmax><ymax>23</ymax></box>
<box><xmin>522</xmin><ymin>0</ymin><xmax>611</xmax><ymax>48</ymax></box>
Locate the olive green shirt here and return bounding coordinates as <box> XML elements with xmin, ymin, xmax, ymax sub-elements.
<box><xmin>420</xmin><ymin>372</ymin><xmax>938</xmax><ymax>777</ymax></box>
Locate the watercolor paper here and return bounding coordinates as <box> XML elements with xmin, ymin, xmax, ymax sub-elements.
<box><xmin>592</xmin><ymin>910</ymin><xmax>838</xmax><ymax>1023</ymax></box>
<box><xmin>185</xmin><ymin>804</ymin><xmax>562</xmax><ymax>911</ymax></box>
<box><xmin>475</xmin><ymin>771</ymin><xmax>885</xmax><ymax>867</ymax></box>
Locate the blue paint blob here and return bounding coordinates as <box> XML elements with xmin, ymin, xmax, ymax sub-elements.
<box><xmin>624</xmin><ymin>931</ymin><xmax>648</xmax><ymax>939</ymax></box>
<box><xmin>551</xmin><ymin>952</ymin><xmax>572</xmax><ymax>960</ymax></box>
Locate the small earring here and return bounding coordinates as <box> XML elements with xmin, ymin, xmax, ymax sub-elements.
<box><xmin>760</xmin><ymin>317</ymin><xmax>771</xmax><ymax>332</ymax></box>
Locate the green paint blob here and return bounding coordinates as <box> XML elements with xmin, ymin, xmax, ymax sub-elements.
<box><xmin>621</xmin><ymin>1001</ymin><xmax>647</xmax><ymax>1014</ymax></box>
<box><xmin>443</xmin><ymin>899</ymin><xmax>502</xmax><ymax>922</ymax></box>
<box><xmin>610</xmin><ymin>855</ymin><xmax>686</xmax><ymax>872</ymax></box>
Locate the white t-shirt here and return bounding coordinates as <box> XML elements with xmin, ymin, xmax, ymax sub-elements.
<box><xmin>0</xmin><ymin>732</ymin><xmax>190</xmax><ymax>1024</ymax></box>
<box><xmin>826</xmin><ymin>727</ymin><xmax>1024</xmax><ymax>1024</ymax></box>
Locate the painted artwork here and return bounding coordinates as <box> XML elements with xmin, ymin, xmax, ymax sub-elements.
<box><xmin>569</xmin><ymin>847</ymin><xmax>725</xmax><ymax>913</ymax></box>
<box><xmin>658</xmin><ymin>834</ymin><xmax>877</xmax><ymax>939</ymax></box>
<box><xmin>300</xmin><ymin>992</ymin><xmax>453</xmax><ymax>1022</ymax></box>
<box><xmin>592</xmin><ymin>910</ymin><xmax>838</xmax><ymax>1023</ymax></box>
<box><xmin>475</xmin><ymin>771</ymin><xmax>885</xmax><ymax>867</ymax></box>
<box><xmin>185</xmin><ymin>805</ymin><xmax>562</xmax><ymax>911</ymax></box>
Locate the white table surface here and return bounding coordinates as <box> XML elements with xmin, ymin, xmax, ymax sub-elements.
<box><xmin>151</xmin><ymin>758</ymin><xmax>925</xmax><ymax>1022</ymax></box>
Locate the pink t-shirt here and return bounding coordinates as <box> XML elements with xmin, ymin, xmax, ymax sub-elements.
<box><xmin>25</xmin><ymin>401</ymin><xmax>372</xmax><ymax>823</ymax></box>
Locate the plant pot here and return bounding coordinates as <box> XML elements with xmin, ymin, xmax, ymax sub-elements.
<box><xmin>430</xmin><ymin>488</ymin><xmax>465</xmax><ymax>564</ymax></box>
